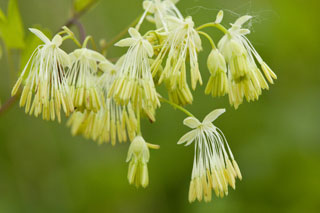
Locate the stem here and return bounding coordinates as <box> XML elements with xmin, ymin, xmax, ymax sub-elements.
<box><xmin>62</xmin><ymin>35</ymin><xmax>82</xmax><ymax>48</ymax></box>
<box><xmin>137</xmin><ymin>106</ymin><xmax>141</xmax><ymax>135</ymax></box>
<box><xmin>196</xmin><ymin>22</ymin><xmax>230</xmax><ymax>37</ymax></box>
<box><xmin>159</xmin><ymin>97</ymin><xmax>194</xmax><ymax>117</ymax></box>
<box><xmin>198</xmin><ymin>31</ymin><xmax>216</xmax><ymax>49</ymax></box>
<box><xmin>82</xmin><ymin>35</ymin><xmax>97</xmax><ymax>49</ymax></box>
<box><xmin>71</xmin><ymin>18</ymin><xmax>86</xmax><ymax>43</ymax></box>
<box><xmin>0</xmin><ymin>94</ymin><xmax>19</xmax><ymax>116</ymax></box>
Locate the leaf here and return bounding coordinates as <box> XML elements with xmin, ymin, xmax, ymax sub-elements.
<box><xmin>20</xmin><ymin>26</ymin><xmax>52</xmax><ymax>71</ymax></box>
<box><xmin>73</xmin><ymin>0</ymin><xmax>99</xmax><ymax>14</ymax></box>
<box><xmin>0</xmin><ymin>0</ymin><xmax>25</xmax><ymax>49</ymax></box>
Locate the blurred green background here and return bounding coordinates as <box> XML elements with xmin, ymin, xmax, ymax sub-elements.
<box><xmin>0</xmin><ymin>0</ymin><xmax>319</xmax><ymax>212</ymax></box>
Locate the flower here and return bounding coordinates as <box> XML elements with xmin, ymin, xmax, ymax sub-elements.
<box><xmin>126</xmin><ymin>136</ymin><xmax>150</xmax><ymax>188</ymax></box>
<box><xmin>143</xmin><ymin>0</ymin><xmax>183</xmax><ymax>31</ymax></box>
<box><xmin>205</xmin><ymin>49</ymin><xmax>228</xmax><ymax>97</ymax></box>
<box><xmin>11</xmin><ymin>28</ymin><xmax>73</xmax><ymax>122</ymax></box>
<box><xmin>66</xmin><ymin>48</ymin><xmax>106</xmax><ymax>112</ymax></box>
<box><xmin>152</xmin><ymin>16</ymin><xmax>202</xmax><ymax>91</ymax></box>
<box><xmin>178</xmin><ymin>109</ymin><xmax>242</xmax><ymax>202</ymax></box>
<box><xmin>218</xmin><ymin>15</ymin><xmax>277</xmax><ymax>109</ymax></box>
<box><xmin>67</xmin><ymin>59</ymin><xmax>137</xmax><ymax>145</ymax></box>
<box><xmin>108</xmin><ymin>27</ymin><xmax>160</xmax><ymax>121</ymax></box>
<box><xmin>165</xmin><ymin>68</ymin><xmax>193</xmax><ymax>106</ymax></box>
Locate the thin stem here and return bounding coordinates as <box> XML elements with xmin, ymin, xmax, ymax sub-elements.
<box><xmin>196</xmin><ymin>22</ymin><xmax>230</xmax><ymax>37</ymax></box>
<box><xmin>0</xmin><ymin>94</ymin><xmax>19</xmax><ymax>116</ymax></box>
<box><xmin>137</xmin><ymin>106</ymin><xmax>141</xmax><ymax>135</ymax></box>
<box><xmin>62</xmin><ymin>35</ymin><xmax>82</xmax><ymax>48</ymax></box>
<box><xmin>71</xmin><ymin>18</ymin><xmax>86</xmax><ymax>43</ymax></box>
<box><xmin>82</xmin><ymin>35</ymin><xmax>94</xmax><ymax>48</ymax></box>
<box><xmin>198</xmin><ymin>31</ymin><xmax>216</xmax><ymax>49</ymax></box>
<box><xmin>159</xmin><ymin>97</ymin><xmax>194</xmax><ymax>117</ymax></box>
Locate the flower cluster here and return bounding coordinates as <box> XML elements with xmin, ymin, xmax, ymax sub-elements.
<box><xmin>178</xmin><ymin>109</ymin><xmax>242</xmax><ymax>202</ymax></box>
<box><xmin>11</xmin><ymin>0</ymin><xmax>277</xmax><ymax>203</ymax></box>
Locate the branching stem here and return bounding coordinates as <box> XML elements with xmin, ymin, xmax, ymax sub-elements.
<box><xmin>159</xmin><ymin>97</ymin><xmax>194</xmax><ymax>117</ymax></box>
<box><xmin>196</xmin><ymin>22</ymin><xmax>231</xmax><ymax>37</ymax></box>
<box><xmin>198</xmin><ymin>31</ymin><xmax>216</xmax><ymax>49</ymax></box>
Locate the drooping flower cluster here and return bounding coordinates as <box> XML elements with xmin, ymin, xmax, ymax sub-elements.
<box><xmin>178</xmin><ymin>109</ymin><xmax>242</xmax><ymax>202</ymax></box>
<box><xmin>207</xmin><ymin>14</ymin><xmax>277</xmax><ymax>109</ymax></box>
<box><xmin>10</xmin><ymin>0</ymin><xmax>277</xmax><ymax>203</ymax></box>
<box><xmin>12</xmin><ymin>29</ymin><xmax>73</xmax><ymax>122</ymax></box>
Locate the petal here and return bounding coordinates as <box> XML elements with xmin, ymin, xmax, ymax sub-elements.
<box><xmin>203</xmin><ymin>108</ymin><xmax>226</xmax><ymax>124</ymax></box>
<box><xmin>183</xmin><ymin>117</ymin><xmax>201</xmax><ymax>129</ymax></box>
<box><xmin>115</xmin><ymin>38</ymin><xmax>136</xmax><ymax>47</ymax></box>
<box><xmin>128</xmin><ymin>27</ymin><xmax>141</xmax><ymax>39</ymax></box>
<box><xmin>52</xmin><ymin>35</ymin><xmax>63</xmax><ymax>47</ymax></box>
<box><xmin>89</xmin><ymin>49</ymin><xmax>107</xmax><ymax>62</ymax></box>
<box><xmin>143</xmin><ymin>1</ymin><xmax>155</xmax><ymax>13</ymax></box>
<box><xmin>238</xmin><ymin>29</ymin><xmax>251</xmax><ymax>35</ymax></box>
<box><xmin>234</xmin><ymin>15</ymin><xmax>252</xmax><ymax>26</ymax></box>
<box><xmin>215</xmin><ymin>10</ymin><xmax>224</xmax><ymax>24</ymax></box>
<box><xmin>29</xmin><ymin>28</ymin><xmax>50</xmax><ymax>44</ymax></box>
<box><xmin>177</xmin><ymin>129</ymin><xmax>197</xmax><ymax>145</ymax></box>
<box><xmin>99</xmin><ymin>60</ymin><xmax>115</xmax><ymax>72</ymax></box>
<box><xmin>142</xmin><ymin>40</ymin><xmax>154</xmax><ymax>57</ymax></box>
<box><xmin>57</xmin><ymin>49</ymin><xmax>71</xmax><ymax>67</ymax></box>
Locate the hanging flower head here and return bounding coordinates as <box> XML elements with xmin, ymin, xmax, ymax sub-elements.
<box><xmin>108</xmin><ymin>27</ymin><xmax>160</xmax><ymax>121</ymax></box>
<box><xmin>67</xmin><ymin>58</ymin><xmax>137</xmax><ymax>145</ymax></box>
<box><xmin>178</xmin><ymin>109</ymin><xmax>242</xmax><ymax>202</ymax></box>
<box><xmin>12</xmin><ymin>28</ymin><xmax>73</xmax><ymax>122</ymax></box>
<box><xmin>218</xmin><ymin>15</ymin><xmax>277</xmax><ymax>108</ymax></box>
<box><xmin>205</xmin><ymin>49</ymin><xmax>228</xmax><ymax>97</ymax></box>
<box><xmin>152</xmin><ymin>16</ymin><xmax>203</xmax><ymax>91</ymax></box>
<box><xmin>126</xmin><ymin>136</ymin><xmax>150</xmax><ymax>188</ymax></box>
<box><xmin>66</xmin><ymin>47</ymin><xmax>106</xmax><ymax>112</ymax></box>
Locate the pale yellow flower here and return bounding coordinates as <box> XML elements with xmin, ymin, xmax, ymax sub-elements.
<box><xmin>126</xmin><ymin>136</ymin><xmax>150</xmax><ymax>188</ymax></box>
<box><xmin>108</xmin><ymin>27</ymin><xmax>160</xmax><ymax>121</ymax></box>
<box><xmin>218</xmin><ymin>15</ymin><xmax>277</xmax><ymax>109</ymax></box>
<box><xmin>67</xmin><ymin>59</ymin><xmax>137</xmax><ymax>145</ymax></box>
<box><xmin>12</xmin><ymin>28</ymin><xmax>73</xmax><ymax>122</ymax></box>
<box><xmin>152</xmin><ymin>16</ymin><xmax>202</xmax><ymax>91</ymax></box>
<box><xmin>66</xmin><ymin>48</ymin><xmax>106</xmax><ymax>112</ymax></box>
<box><xmin>205</xmin><ymin>49</ymin><xmax>228</xmax><ymax>97</ymax></box>
<box><xmin>178</xmin><ymin>109</ymin><xmax>242</xmax><ymax>202</ymax></box>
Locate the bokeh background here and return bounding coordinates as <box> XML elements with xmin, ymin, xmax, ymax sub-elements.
<box><xmin>0</xmin><ymin>0</ymin><xmax>319</xmax><ymax>212</ymax></box>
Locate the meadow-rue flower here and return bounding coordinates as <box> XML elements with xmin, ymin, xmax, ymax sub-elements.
<box><xmin>218</xmin><ymin>15</ymin><xmax>277</xmax><ymax>109</ymax></box>
<box><xmin>11</xmin><ymin>28</ymin><xmax>73</xmax><ymax>122</ymax></box>
<box><xmin>67</xmin><ymin>59</ymin><xmax>138</xmax><ymax>145</ymax></box>
<box><xmin>178</xmin><ymin>109</ymin><xmax>242</xmax><ymax>202</ymax></box>
<box><xmin>152</xmin><ymin>16</ymin><xmax>202</xmax><ymax>91</ymax></box>
<box><xmin>205</xmin><ymin>49</ymin><xmax>228</xmax><ymax>97</ymax></box>
<box><xmin>165</xmin><ymin>68</ymin><xmax>193</xmax><ymax>105</ymax></box>
<box><xmin>66</xmin><ymin>48</ymin><xmax>106</xmax><ymax>112</ymax></box>
<box><xmin>126</xmin><ymin>136</ymin><xmax>150</xmax><ymax>188</ymax></box>
<box><xmin>108</xmin><ymin>27</ymin><xmax>160</xmax><ymax>121</ymax></box>
<box><xmin>143</xmin><ymin>0</ymin><xmax>183</xmax><ymax>31</ymax></box>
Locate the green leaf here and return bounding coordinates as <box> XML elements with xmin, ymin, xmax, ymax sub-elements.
<box><xmin>0</xmin><ymin>0</ymin><xmax>25</xmax><ymax>49</ymax></box>
<box><xmin>73</xmin><ymin>0</ymin><xmax>99</xmax><ymax>15</ymax></box>
<box><xmin>20</xmin><ymin>26</ymin><xmax>51</xmax><ymax>72</ymax></box>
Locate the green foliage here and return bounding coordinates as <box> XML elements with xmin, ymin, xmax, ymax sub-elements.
<box><xmin>0</xmin><ymin>0</ymin><xmax>25</xmax><ymax>49</ymax></box>
<box><xmin>73</xmin><ymin>0</ymin><xmax>99</xmax><ymax>15</ymax></box>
